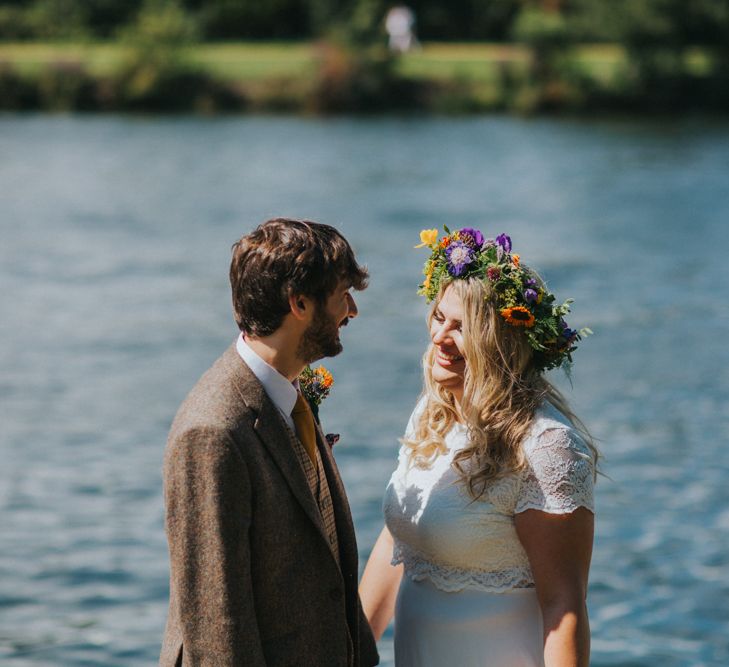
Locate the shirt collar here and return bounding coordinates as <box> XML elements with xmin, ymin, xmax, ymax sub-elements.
<box><xmin>236</xmin><ymin>334</ymin><xmax>298</xmax><ymax>418</ymax></box>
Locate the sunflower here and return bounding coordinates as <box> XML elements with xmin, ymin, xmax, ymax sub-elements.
<box><xmin>501</xmin><ymin>306</ymin><xmax>535</xmax><ymax>327</ymax></box>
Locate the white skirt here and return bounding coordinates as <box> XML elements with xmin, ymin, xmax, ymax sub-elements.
<box><xmin>394</xmin><ymin>576</ymin><xmax>545</xmax><ymax>667</ymax></box>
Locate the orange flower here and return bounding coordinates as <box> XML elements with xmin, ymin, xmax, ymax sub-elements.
<box><xmin>440</xmin><ymin>236</ymin><xmax>451</xmax><ymax>248</ymax></box>
<box><xmin>316</xmin><ymin>367</ymin><xmax>334</xmax><ymax>388</ymax></box>
<box><xmin>501</xmin><ymin>306</ymin><xmax>535</xmax><ymax>327</ymax></box>
<box><xmin>512</xmin><ymin>254</ymin><xmax>520</xmax><ymax>267</ymax></box>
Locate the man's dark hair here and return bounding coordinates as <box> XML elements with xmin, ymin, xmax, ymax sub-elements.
<box><xmin>230</xmin><ymin>218</ymin><xmax>369</xmax><ymax>336</ymax></box>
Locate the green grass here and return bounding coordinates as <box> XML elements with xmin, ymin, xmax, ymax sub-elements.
<box><xmin>0</xmin><ymin>40</ymin><xmax>628</xmax><ymax>82</ymax></box>
<box><xmin>0</xmin><ymin>42</ymin><xmax>130</xmax><ymax>75</ymax></box>
<box><xmin>396</xmin><ymin>43</ymin><xmax>530</xmax><ymax>82</ymax></box>
<box><xmin>185</xmin><ymin>43</ymin><xmax>316</xmax><ymax>81</ymax></box>
<box><xmin>0</xmin><ymin>41</ymin><xmax>319</xmax><ymax>79</ymax></box>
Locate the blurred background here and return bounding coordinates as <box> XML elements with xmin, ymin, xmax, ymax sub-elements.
<box><xmin>1</xmin><ymin>0</ymin><xmax>729</xmax><ymax>113</ymax></box>
<box><xmin>1</xmin><ymin>2</ymin><xmax>729</xmax><ymax>667</ymax></box>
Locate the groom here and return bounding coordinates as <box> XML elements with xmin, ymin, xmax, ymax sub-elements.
<box><xmin>160</xmin><ymin>218</ymin><xmax>378</xmax><ymax>666</ymax></box>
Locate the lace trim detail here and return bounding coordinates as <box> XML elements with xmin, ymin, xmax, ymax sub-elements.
<box><xmin>516</xmin><ymin>427</ymin><xmax>595</xmax><ymax>515</ymax></box>
<box><xmin>391</xmin><ymin>541</ymin><xmax>534</xmax><ymax>593</ymax></box>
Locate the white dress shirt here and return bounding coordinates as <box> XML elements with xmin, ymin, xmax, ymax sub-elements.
<box><xmin>236</xmin><ymin>333</ymin><xmax>298</xmax><ymax>431</ymax></box>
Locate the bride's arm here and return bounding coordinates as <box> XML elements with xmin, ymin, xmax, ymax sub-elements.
<box><xmin>359</xmin><ymin>525</ymin><xmax>403</xmax><ymax>641</ymax></box>
<box><xmin>515</xmin><ymin>507</ymin><xmax>594</xmax><ymax>667</ymax></box>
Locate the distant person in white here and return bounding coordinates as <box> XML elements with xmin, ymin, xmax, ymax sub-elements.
<box><xmin>385</xmin><ymin>5</ymin><xmax>418</xmax><ymax>53</ymax></box>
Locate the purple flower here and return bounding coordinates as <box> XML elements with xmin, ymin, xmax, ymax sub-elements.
<box><xmin>524</xmin><ymin>288</ymin><xmax>538</xmax><ymax>303</ymax></box>
<box><xmin>525</xmin><ymin>278</ymin><xmax>537</xmax><ymax>288</ymax></box>
<box><xmin>458</xmin><ymin>227</ymin><xmax>485</xmax><ymax>249</ymax></box>
<box><xmin>445</xmin><ymin>241</ymin><xmax>475</xmax><ymax>276</ymax></box>
<box><xmin>495</xmin><ymin>233</ymin><xmax>512</xmax><ymax>254</ymax></box>
<box><xmin>560</xmin><ymin>320</ymin><xmax>577</xmax><ymax>340</ymax></box>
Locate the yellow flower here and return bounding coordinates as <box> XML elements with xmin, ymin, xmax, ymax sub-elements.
<box><xmin>423</xmin><ymin>261</ymin><xmax>435</xmax><ymax>290</ymax></box>
<box><xmin>415</xmin><ymin>229</ymin><xmax>439</xmax><ymax>248</ymax></box>
<box><xmin>536</xmin><ymin>290</ymin><xmax>543</xmax><ymax>304</ymax></box>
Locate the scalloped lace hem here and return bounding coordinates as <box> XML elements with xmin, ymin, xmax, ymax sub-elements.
<box><xmin>514</xmin><ymin>500</ymin><xmax>595</xmax><ymax>515</ymax></box>
<box><xmin>392</xmin><ymin>546</ymin><xmax>534</xmax><ymax>593</ymax></box>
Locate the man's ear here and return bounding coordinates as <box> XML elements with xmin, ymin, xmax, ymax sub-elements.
<box><xmin>288</xmin><ymin>292</ymin><xmax>313</xmax><ymax>321</ymax></box>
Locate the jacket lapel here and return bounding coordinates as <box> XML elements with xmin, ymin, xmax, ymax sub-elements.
<box><xmin>315</xmin><ymin>421</ymin><xmax>358</xmax><ymax>575</ymax></box>
<box><xmin>227</xmin><ymin>348</ymin><xmax>332</xmax><ymax>548</ymax></box>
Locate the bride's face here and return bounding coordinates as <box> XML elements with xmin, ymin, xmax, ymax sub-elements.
<box><xmin>429</xmin><ymin>286</ymin><xmax>466</xmax><ymax>398</ymax></box>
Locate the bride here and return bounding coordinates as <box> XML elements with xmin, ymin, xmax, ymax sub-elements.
<box><xmin>360</xmin><ymin>229</ymin><xmax>598</xmax><ymax>667</ymax></box>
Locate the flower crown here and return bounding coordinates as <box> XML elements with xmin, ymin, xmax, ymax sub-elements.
<box><xmin>415</xmin><ymin>227</ymin><xmax>591</xmax><ymax>373</ymax></box>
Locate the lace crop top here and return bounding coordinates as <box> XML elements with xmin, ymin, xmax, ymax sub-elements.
<box><xmin>383</xmin><ymin>401</ymin><xmax>595</xmax><ymax>593</ymax></box>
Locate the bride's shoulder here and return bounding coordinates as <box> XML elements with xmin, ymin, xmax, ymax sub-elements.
<box><xmin>523</xmin><ymin>403</ymin><xmax>592</xmax><ymax>460</ymax></box>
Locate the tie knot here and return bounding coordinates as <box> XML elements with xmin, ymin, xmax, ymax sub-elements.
<box><xmin>293</xmin><ymin>392</ymin><xmax>310</xmax><ymax>416</ymax></box>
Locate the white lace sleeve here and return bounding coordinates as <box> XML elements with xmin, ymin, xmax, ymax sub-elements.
<box><xmin>515</xmin><ymin>427</ymin><xmax>595</xmax><ymax>515</ymax></box>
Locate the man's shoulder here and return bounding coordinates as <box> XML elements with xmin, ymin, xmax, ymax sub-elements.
<box><xmin>168</xmin><ymin>343</ymin><xmax>257</xmax><ymax>444</ymax></box>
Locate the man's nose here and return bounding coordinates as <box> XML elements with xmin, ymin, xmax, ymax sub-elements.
<box><xmin>347</xmin><ymin>293</ymin><xmax>358</xmax><ymax>319</ymax></box>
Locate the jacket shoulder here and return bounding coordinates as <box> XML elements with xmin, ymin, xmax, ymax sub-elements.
<box><xmin>167</xmin><ymin>344</ymin><xmax>256</xmax><ymax>446</ymax></box>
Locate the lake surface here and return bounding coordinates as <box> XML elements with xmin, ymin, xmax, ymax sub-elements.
<box><xmin>1</xmin><ymin>114</ymin><xmax>728</xmax><ymax>666</ymax></box>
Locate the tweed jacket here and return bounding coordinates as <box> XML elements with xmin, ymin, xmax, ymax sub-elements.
<box><xmin>160</xmin><ymin>343</ymin><xmax>379</xmax><ymax>667</ymax></box>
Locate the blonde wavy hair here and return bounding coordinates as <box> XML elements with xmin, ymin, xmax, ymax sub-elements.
<box><xmin>403</xmin><ymin>275</ymin><xmax>598</xmax><ymax>500</ymax></box>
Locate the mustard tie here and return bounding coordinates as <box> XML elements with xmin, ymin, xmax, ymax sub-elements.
<box><xmin>292</xmin><ymin>393</ymin><xmax>317</xmax><ymax>463</ymax></box>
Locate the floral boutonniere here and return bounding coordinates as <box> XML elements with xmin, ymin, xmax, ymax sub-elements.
<box><xmin>298</xmin><ymin>364</ymin><xmax>335</xmax><ymax>427</ymax></box>
<box><xmin>299</xmin><ymin>365</ymin><xmax>334</xmax><ymax>408</ymax></box>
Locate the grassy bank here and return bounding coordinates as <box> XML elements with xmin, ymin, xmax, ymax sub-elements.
<box><xmin>0</xmin><ymin>41</ymin><xmax>623</xmax><ymax>79</ymax></box>
<box><xmin>0</xmin><ymin>41</ymin><xmax>723</xmax><ymax>114</ymax></box>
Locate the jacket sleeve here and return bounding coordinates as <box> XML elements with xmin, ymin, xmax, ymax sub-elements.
<box><xmin>357</xmin><ymin>597</ymin><xmax>380</xmax><ymax>666</ymax></box>
<box><xmin>164</xmin><ymin>426</ymin><xmax>266</xmax><ymax>666</ymax></box>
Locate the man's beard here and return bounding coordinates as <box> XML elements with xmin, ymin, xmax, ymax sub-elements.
<box><xmin>297</xmin><ymin>306</ymin><xmax>345</xmax><ymax>364</ymax></box>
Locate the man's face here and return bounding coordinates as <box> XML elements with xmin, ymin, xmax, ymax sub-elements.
<box><xmin>297</xmin><ymin>283</ymin><xmax>359</xmax><ymax>364</ymax></box>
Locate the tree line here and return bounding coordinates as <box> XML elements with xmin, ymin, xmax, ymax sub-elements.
<box><xmin>0</xmin><ymin>0</ymin><xmax>727</xmax><ymax>47</ymax></box>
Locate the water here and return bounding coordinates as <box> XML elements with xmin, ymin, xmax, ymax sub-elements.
<box><xmin>1</xmin><ymin>115</ymin><xmax>728</xmax><ymax>666</ymax></box>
